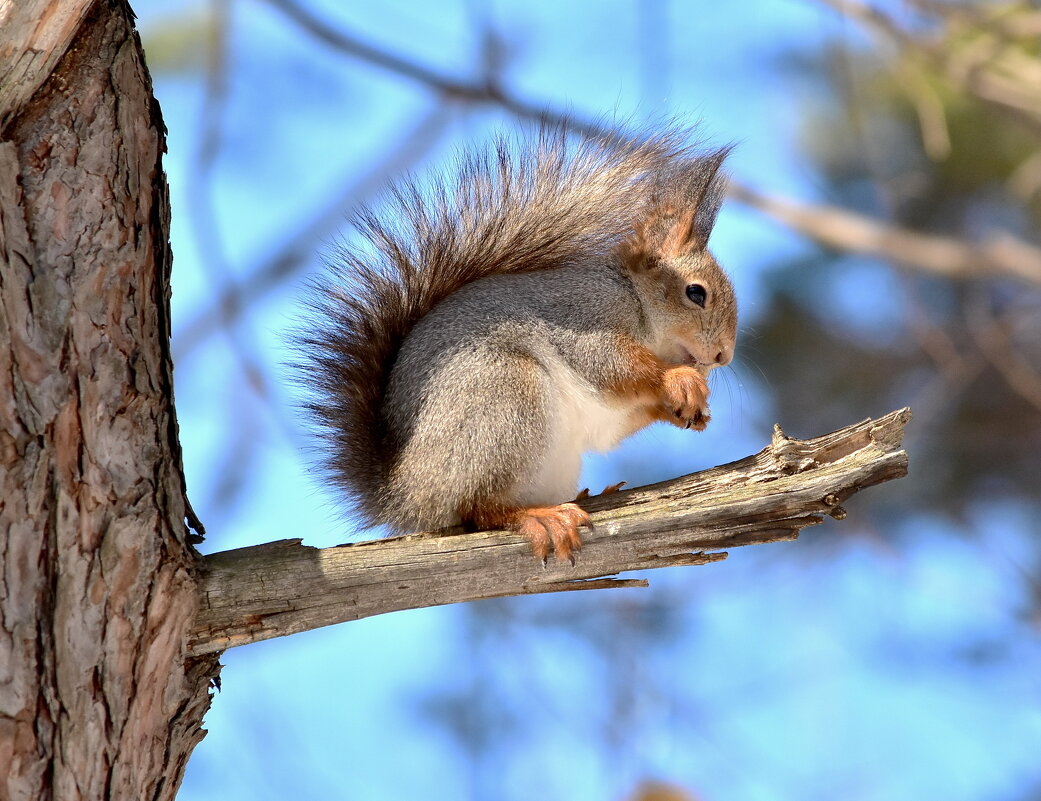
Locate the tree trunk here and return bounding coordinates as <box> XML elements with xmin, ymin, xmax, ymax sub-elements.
<box><xmin>0</xmin><ymin>3</ymin><xmax>216</xmax><ymax>800</ymax></box>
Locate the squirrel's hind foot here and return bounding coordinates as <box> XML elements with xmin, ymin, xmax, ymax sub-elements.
<box><xmin>463</xmin><ymin>502</ymin><xmax>593</xmax><ymax>565</ymax></box>
<box><xmin>517</xmin><ymin>503</ymin><xmax>593</xmax><ymax>566</ymax></box>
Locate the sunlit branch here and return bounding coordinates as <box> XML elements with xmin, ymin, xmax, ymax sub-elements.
<box><xmin>188</xmin><ymin>408</ymin><xmax>911</xmax><ymax>656</ymax></box>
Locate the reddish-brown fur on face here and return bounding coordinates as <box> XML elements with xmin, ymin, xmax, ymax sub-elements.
<box><xmin>463</xmin><ymin>502</ymin><xmax>593</xmax><ymax>563</ymax></box>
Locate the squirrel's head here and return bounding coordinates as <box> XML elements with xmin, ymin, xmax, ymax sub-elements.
<box><xmin>618</xmin><ymin>151</ymin><xmax>737</xmax><ymax>372</ymax></box>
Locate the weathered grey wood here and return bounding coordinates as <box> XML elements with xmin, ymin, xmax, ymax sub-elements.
<box><xmin>0</xmin><ymin>0</ymin><xmax>97</xmax><ymax>132</ymax></box>
<box><xmin>190</xmin><ymin>407</ymin><xmax>911</xmax><ymax>655</ymax></box>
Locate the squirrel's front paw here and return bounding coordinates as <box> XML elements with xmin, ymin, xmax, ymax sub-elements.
<box><xmin>661</xmin><ymin>366</ymin><xmax>710</xmax><ymax>430</ymax></box>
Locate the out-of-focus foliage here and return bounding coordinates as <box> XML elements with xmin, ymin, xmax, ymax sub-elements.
<box><xmin>758</xmin><ymin>0</ymin><xmax>1041</xmax><ymax>520</ymax></box>
<box><xmin>140</xmin><ymin>8</ymin><xmax>216</xmax><ymax>75</ymax></box>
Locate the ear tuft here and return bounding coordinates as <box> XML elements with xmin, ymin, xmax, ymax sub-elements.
<box><xmin>618</xmin><ymin>145</ymin><xmax>732</xmax><ymax>270</ymax></box>
<box><xmin>683</xmin><ymin>147</ymin><xmax>731</xmax><ymax>251</ymax></box>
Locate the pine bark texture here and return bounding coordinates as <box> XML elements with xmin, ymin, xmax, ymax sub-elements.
<box><xmin>0</xmin><ymin>3</ymin><xmax>215</xmax><ymax>800</ymax></box>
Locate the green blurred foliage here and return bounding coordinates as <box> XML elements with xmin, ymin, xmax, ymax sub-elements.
<box><xmin>140</xmin><ymin>8</ymin><xmax>214</xmax><ymax>76</ymax></box>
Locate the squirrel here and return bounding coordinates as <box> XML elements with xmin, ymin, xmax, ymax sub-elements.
<box><xmin>300</xmin><ymin>126</ymin><xmax>737</xmax><ymax>563</ymax></box>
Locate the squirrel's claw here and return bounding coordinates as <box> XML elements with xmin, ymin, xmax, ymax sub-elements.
<box><xmin>681</xmin><ymin>408</ymin><xmax>710</xmax><ymax>431</ymax></box>
<box><xmin>684</xmin><ymin>415</ymin><xmax>708</xmax><ymax>430</ymax></box>
<box><xmin>573</xmin><ymin>481</ymin><xmax>626</xmax><ymax>503</ymax></box>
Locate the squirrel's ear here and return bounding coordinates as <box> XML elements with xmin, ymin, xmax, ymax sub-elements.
<box><xmin>619</xmin><ymin>148</ymin><xmax>731</xmax><ymax>271</ymax></box>
<box><xmin>663</xmin><ymin>148</ymin><xmax>730</xmax><ymax>255</ymax></box>
<box><xmin>683</xmin><ymin>149</ymin><xmax>730</xmax><ymax>252</ymax></box>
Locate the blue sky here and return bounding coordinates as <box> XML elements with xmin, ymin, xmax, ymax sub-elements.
<box><xmin>134</xmin><ymin>2</ymin><xmax>1041</xmax><ymax>799</ymax></box>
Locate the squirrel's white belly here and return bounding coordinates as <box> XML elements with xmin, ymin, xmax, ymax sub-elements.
<box><xmin>513</xmin><ymin>361</ymin><xmax>638</xmax><ymax>507</ymax></box>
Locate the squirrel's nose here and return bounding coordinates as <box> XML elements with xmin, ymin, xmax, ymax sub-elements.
<box><xmin>714</xmin><ymin>347</ymin><xmax>732</xmax><ymax>366</ymax></box>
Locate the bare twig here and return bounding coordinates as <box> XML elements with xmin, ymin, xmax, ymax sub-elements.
<box><xmin>966</xmin><ymin>297</ymin><xmax>1041</xmax><ymax>414</ymax></box>
<box><xmin>257</xmin><ymin>0</ymin><xmax>551</xmax><ymax>120</ymax></box>
<box><xmin>189</xmin><ymin>408</ymin><xmax>911</xmax><ymax>655</ymax></box>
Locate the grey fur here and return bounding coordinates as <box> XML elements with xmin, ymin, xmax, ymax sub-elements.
<box><xmin>383</xmin><ymin>262</ymin><xmax>649</xmax><ymax>529</ymax></box>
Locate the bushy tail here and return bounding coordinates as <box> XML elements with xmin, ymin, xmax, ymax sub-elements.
<box><xmin>298</xmin><ymin>125</ymin><xmax>722</xmax><ymax>527</ymax></box>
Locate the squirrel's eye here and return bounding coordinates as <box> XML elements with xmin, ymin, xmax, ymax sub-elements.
<box><xmin>686</xmin><ymin>284</ymin><xmax>707</xmax><ymax>308</ymax></box>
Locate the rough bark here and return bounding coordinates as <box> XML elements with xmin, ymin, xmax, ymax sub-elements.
<box><xmin>0</xmin><ymin>3</ymin><xmax>214</xmax><ymax>801</ymax></box>
<box><xmin>190</xmin><ymin>408</ymin><xmax>910</xmax><ymax>656</ymax></box>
